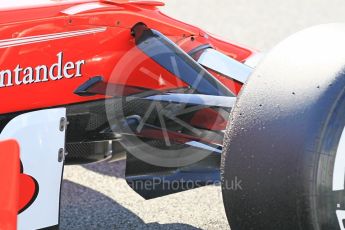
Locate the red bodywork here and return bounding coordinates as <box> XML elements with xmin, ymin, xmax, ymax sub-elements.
<box><xmin>0</xmin><ymin>0</ymin><xmax>254</xmax><ymax>115</ymax></box>
<box><xmin>0</xmin><ymin>140</ymin><xmax>19</xmax><ymax>230</ymax></box>
<box><xmin>0</xmin><ymin>2</ymin><xmax>256</xmax><ymax>227</ymax></box>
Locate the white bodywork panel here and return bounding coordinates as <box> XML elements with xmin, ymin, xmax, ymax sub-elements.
<box><xmin>0</xmin><ymin>108</ymin><xmax>66</xmax><ymax>230</ymax></box>
<box><xmin>61</xmin><ymin>2</ymin><xmax>110</xmax><ymax>15</ymax></box>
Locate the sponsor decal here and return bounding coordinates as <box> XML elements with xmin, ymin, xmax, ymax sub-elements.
<box><xmin>19</xmin><ymin>161</ymin><xmax>39</xmax><ymax>214</ymax></box>
<box><xmin>0</xmin><ymin>52</ymin><xmax>85</xmax><ymax>88</ymax></box>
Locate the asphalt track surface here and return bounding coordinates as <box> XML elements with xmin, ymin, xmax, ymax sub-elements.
<box><xmin>61</xmin><ymin>1</ymin><xmax>345</xmax><ymax>229</ymax></box>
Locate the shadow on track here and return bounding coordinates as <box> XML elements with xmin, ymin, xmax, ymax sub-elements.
<box><xmin>60</xmin><ymin>180</ymin><xmax>200</xmax><ymax>230</ymax></box>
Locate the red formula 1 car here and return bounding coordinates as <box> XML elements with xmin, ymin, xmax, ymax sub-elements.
<box><xmin>0</xmin><ymin>1</ymin><xmax>344</xmax><ymax>230</ymax></box>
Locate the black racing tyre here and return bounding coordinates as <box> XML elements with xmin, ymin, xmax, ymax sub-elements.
<box><xmin>221</xmin><ymin>24</ymin><xmax>345</xmax><ymax>230</ymax></box>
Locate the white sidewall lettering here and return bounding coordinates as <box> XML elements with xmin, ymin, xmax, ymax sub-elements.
<box><xmin>333</xmin><ymin>127</ymin><xmax>345</xmax><ymax>191</ymax></box>
<box><xmin>336</xmin><ymin>210</ymin><xmax>345</xmax><ymax>230</ymax></box>
<box><xmin>334</xmin><ymin>127</ymin><xmax>345</xmax><ymax>230</ymax></box>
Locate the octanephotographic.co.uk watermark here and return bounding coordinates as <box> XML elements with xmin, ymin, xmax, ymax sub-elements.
<box><xmin>127</xmin><ymin>176</ymin><xmax>243</xmax><ymax>192</ymax></box>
